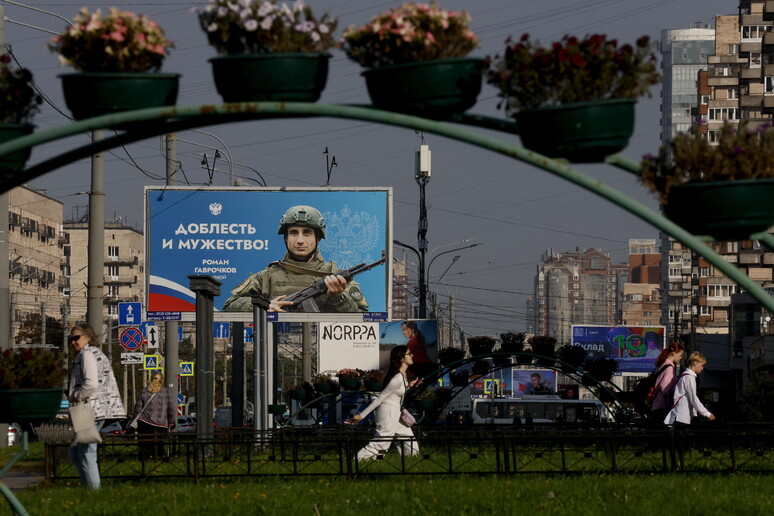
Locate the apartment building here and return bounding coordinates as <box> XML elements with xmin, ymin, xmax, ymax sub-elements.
<box><xmin>7</xmin><ymin>186</ymin><xmax>68</xmax><ymax>343</ymax></box>
<box><xmin>533</xmin><ymin>248</ymin><xmax>627</xmax><ymax>345</ymax></box>
<box><xmin>64</xmin><ymin>220</ymin><xmax>144</xmax><ymax>324</ymax></box>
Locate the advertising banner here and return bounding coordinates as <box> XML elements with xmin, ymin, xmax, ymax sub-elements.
<box><xmin>377</xmin><ymin>320</ymin><xmax>438</xmax><ymax>378</ymax></box>
<box><xmin>571</xmin><ymin>325</ymin><xmax>666</xmax><ymax>373</ymax></box>
<box><xmin>318</xmin><ymin>322</ymin><xmax>380</xmax><ymax>372</ymax></box>
<box><xmin>511</xmin><ymin>369</ymin><xmax>557</xmax><ymax>397</ymax></box>
<box><xmin>145</xmin><ymin>187</ymin><xmax>391</xmax><ymax>322</ymax></box>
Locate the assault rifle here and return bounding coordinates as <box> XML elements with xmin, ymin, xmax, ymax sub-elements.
<box><xmin>282</xmin><ymin>254</ymin><xmax>386</xmax><ymax>313</ymax></box>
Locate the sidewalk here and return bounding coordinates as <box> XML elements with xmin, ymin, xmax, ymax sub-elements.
<box><xmin>2</xmin><ymin>469</ymin><xmax>44</xmax><ymax>491</ymax></box>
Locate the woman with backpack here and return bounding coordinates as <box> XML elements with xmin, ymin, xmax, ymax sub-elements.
<box><xmin>649</xmin><ymin>342</ymin><xmax>684</xmax><ymax>423</ymax></box>
<box><xmin>665</xmin><ymin>351</ymin><xmax>715</xmax><ymax>426</ymax></box>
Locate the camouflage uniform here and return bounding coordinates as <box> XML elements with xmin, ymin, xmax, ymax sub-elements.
<box><xmin>222</xmin><ymin>249</ymin><xmax>368</xmax><ymax>312</ymax></box>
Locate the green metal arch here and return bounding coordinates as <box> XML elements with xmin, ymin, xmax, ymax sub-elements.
<box><xmin>2</xmin><ymin>101</ymin><xmax>773</xmax><ymax>312</ymax></box>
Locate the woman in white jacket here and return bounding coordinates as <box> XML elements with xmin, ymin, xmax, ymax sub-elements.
<box><xmin>349</xmin><ymin>345</ymin><xmax>420</xmax><ymax>461</ymax></box>
<box><xmin>664</xmin><ymin>351</ymin><xmax>715</xmax><ymax>426</ymax></box>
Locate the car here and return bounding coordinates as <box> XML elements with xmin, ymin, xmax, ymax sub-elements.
<box><xmin>176</xmin><ymin>416</ymin><xmax>195</xmax><ymax>432</ymax></box>
<box><xmin>7</xmin><ymin>422</ymin><xmax>21</xmax><ymax>446</ymax></box>
<box><xmin>100</xmin><ymin>421</ymin><xmax>125</xmax><ymax>435</ymax></box>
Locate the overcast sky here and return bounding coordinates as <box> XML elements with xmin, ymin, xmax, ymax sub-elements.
<box><xmin>2</xmin><ymin>0</ymin><xmax>733</xmax><ymax>335</ymax></box>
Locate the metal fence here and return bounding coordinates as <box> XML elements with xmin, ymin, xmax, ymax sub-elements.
<box><xmin>46</xmin><ymin>424</ymin><xmax>774</xmax><ymax>482</ymax></box>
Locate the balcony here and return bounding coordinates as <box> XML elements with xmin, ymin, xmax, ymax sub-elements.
<box><xmin>707</xmin><ymin>76</ymin><xmax>739</xmax><ymax>87</ymax></box>
<box><xmin>106</xmin><ymin>255</ymin><xmax>139</xmax><ymax>266</ymax></box>
<box><xmin>741</xmin><ymin>41</ymin><xmax>764</xmax><ymax>54</ymax></box>
<box><xmin>741</xmin><ymin>94</ymin><xmax>763</xmax><ymax>107</ymax></box>
<box><xmin>741</xmin><ymin>67</ymin><xmax>762</xmax><ymax>79</ymax></box>
<box><xmin>766</xmin><ymin>2</ymin><xmax>774</xmax><ymax>20</ymax></box>
<box><xmin>58</xmin><ymin>232</ymin><xmax>70</xmax><ymax>245</ymax></box>
<box><xmin>104</xmin><ymin>274</ymin><xmax>138</xmax><ymax>285</ymax></box>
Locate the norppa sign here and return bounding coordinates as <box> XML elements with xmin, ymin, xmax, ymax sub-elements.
<box><xmin>321</xmin><ymin>324</ymin><xmax>377</xmax><ymax>340</ymax></box>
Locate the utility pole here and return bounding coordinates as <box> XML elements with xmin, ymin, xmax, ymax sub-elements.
<box><xmin>164</xmin><ymin>134</ymin><xmax>179</xmax><ymax>409</ymax></box>
<box><xmin>0</xmin><ymin>6</ymin><xmax>9</xmax><ymax>447</ymax></box>
<box><xmin>86</xmin><ymin>131</ymin><xmax>105</xmax><ymax>337</ymax></box>
<box><xmin>415</xmin><ymin>140</ymin><xmax>431</xmax><ymax>318</ymax></box>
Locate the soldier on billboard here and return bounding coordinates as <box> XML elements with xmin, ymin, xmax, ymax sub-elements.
<box><xmin>222</xmin><ymin>205</ymin><xmax>369</xmax><ymax>312</ymax></box>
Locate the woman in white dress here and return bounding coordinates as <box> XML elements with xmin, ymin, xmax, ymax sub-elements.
<box><xmin>349</xmin><ymin>345</ymin><xmax>420</xmax><ymax>461</ymax></box>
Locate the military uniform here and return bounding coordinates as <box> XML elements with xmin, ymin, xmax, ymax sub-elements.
<box><xmin>222</xmin><ymin>249</ymin><xmax>368</xmax><ymax>312</ymax></box>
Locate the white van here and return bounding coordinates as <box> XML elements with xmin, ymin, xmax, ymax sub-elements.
<box><xmin>470</xmin><ymin>396</ymin><xmax>613</xmax><ymax>425</ymax></box>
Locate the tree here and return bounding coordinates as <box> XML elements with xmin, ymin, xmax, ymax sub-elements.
<box><xmin>15</xmin><ymin>312</ymin><xmax>65</xmax><ymax>347</ymax></box>
<box><xmin>737</xmin><ymin>372</ymin><xmax>774</xmax><ymax>422</ymax></box>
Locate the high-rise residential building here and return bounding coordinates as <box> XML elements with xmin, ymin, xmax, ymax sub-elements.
<box><xmin>533</xmin><ymin>248</ymin><xmax>627</xmax><ymax>345</ymax></box>
<box><xmin>7</xmin><ymin>186</ymin><xmax>68</xmax><ymax>345</ymax></box>
<box><xmin>621</xmin><ymin>239</ymin><xmax>661</xmax><ymax>327</ymax></box>
<box><xmin>391</xmin><ymin>258</ymin><xmax>409</xmax><ymax>321</ymax></box>
<box><xmin>64</xmin><ymin>220</ymin><xmax>144</xmax><ymax>324</ymax></box>
<box><xmin>660</xmin><ymin>25</ymin><xmax>717</xmax><ymax>145</ymax></box>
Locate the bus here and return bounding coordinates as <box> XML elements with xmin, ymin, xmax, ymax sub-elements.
<box><xmin>470</xmin><ymin>396</ymin><xmax>613</xmax><ymax>425</ymax></box>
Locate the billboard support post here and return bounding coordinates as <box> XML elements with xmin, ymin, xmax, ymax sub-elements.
<box><xmin>252</xmin><ymin>299</ymin><xmax>269</xmax><ymax>434</ymax></box>
<box><xmin>302</xmin><ymin>323</ymin><xmax>312</xmax><ymax>383</ymax></box>
<box><xmin>189</xmin><ymin>275</ymin><xmax>220</xmax><ymax>445</ymax></box>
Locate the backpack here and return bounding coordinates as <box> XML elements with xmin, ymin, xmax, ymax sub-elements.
<box><xmin>632</xmin><ymin>363</ymin><xmax>674</xmax><ymax>414</ymax></box>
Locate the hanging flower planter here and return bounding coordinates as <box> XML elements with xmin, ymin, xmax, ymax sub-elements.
<box><xmin>210</xmin><ymin>53</ymin><xmax>331</xmax><ymax>103</ymax></box>
<box><xmin>364</xmin><ymin>380</ymin><xmax>383</xmax><ymax>391</ymax></box>
<box><xmin>288</xmin><ymin>389</ymin><xmax>307</xmax><ymax>401</ymax></box>
<box><xmin>362</xmin><ymin>58</ymin><xmax>484</xmax><ymax>119</ymax></box>
<box><xmin>60</xmin><ymin>73</ymin><xmax>180</xmax><ymax>120</ymax></box>
<box><xmin>663</xmin><ymin>178</ymin><xmax>774</xmax><ymax>240</ymax></box>
<box><xmin>0</xmin><ymin>388</ymin><xmax>63</xmax><ymax>423</ymax></box>
<box><xmin>339</xmin><ymin>378</ymin><xmax>361</xmax><ymax>391</ymax></box>
<box><xmin>313</xmin><ymin>382</ymin><xmax>332</xmax><ymax>394</ymax></box>
<box><xmin>0</xmin><ymin>124</ymin><xmax>34</xmax><ymax>174</ymax></box>
<box><xmin>515</xmin><ymin>99</ymin><xmax>635</xmax><ymax>162</ymax></box>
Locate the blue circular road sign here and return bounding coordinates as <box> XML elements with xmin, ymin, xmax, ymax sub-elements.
<box><xmin>120</xmin><ymin>327</ymin><xmax>143</xmax><ymax>351</ymax></box>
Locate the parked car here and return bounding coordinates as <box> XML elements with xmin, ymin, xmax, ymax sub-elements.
<box><xmin>100</xmin><ymin>421</ymin><xmax>126</xmax><ymax>435</ymax></box>
<box><xmin>7</xmin><ymin>422</ymin><xmax>21</xmax><ymax>446</ymax></box>
<box><xmin>176</xmin><ymin>415</ymin><xmax>195</xmax><ymax>432</ymax></box>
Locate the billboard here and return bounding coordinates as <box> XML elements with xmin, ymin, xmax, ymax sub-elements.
<box><xmin>511</xmin><ymin>369</ymin><xmax>557</xmax><ymax>397</ymax></box>
<box><xmin>377</xmin><ymin>320</ymin><xmax>438</xmax><ymax>378</ymax></box>
<box><xmin>145</xmin><ymin>187</ymin><xmax>392</xmax><ymax>322</ymax></box>
<box><xmin>318</xmin><ymin>322</ymin><xmax>380</xmax><ymax>372</ymax></box>
<box><xmin>571</xmin><ymin>325</ymin><xmax>666</xmax><ymax>374</ymax></box>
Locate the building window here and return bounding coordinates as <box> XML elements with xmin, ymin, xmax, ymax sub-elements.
<box><xmin>108</xmin><ymin>304</ymin><xmax>118</xmax><ymax>317</ymax></box>
<box><xmin>708</xmin><ymin>107</ymin><xmax>739</xmax><ymax>120</ymax></box>
<box><xmin>728</xmin><ymin>88</ymin><xmax>738</xmax><ymax>100</ymax></box>
<box><xmin>108</xmin><ymin>285</ymin><xmax>119</xmax><ymax>297</ymax></box>
<box><xmin>707</xmin><ymin>284</ymin><xmax>736</xmax><ymax>299</ymax></box>
<box><xmin>699</xmin><ymin>267</ymin><xmax>710</xmax><ymax>277</ymax></box>
<box><xmin>751</xmin><ymin>52</ymin><xmax>762</xmax><ymax>68</ymax></box>
<box><xmin>669</xmin><ymin>267</ymin><xmax>682</xmax><ymax>278</ymax></box>
<box><xmin>700</xmin><ymin>306</ymin><xmax>710</xmax><ymax>316</ymax></box>
<box><xmin>742</xmin><ymin>25</ymin><xmax>770</xmax><ymax>40</ymax></box>
<box><xmin>708</xmin><ymin>130</ymin><xmax>720</xmax><ymax>143</ymax></box>
<box><xmin>107</xmin><ymin>265</ymin><xmax>119</xmax><ymax>277</ymax></box>
<box><xmin>700</xmin><ymin>94</ymin><xmax>710</xmax><ymax>105</ymax></box>
<box><xmin>728</xmin><ymin>44</ymin><xmax>739</xmax><ymax>55</ymax></box>
<box><xmin>108</xmin><ymin>246</ymin><xmax>119</xmax><ymax>260</ymax></box>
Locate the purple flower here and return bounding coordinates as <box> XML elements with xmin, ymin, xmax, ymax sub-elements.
<box><xmin>734</xmin><ymin>145</ymin><xmax>745</xmax><ymax>154</ymax></box>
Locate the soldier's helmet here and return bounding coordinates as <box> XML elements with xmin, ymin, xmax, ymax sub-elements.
<box><xmin>278</xmin><ymin>205</ymin><xmax>326</xmax><ymax>239</ymax></box>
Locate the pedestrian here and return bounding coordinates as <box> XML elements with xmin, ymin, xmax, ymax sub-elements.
<box><xmin>664</xmin><ymin>351</ymin><xmax>715</xmax><ymax>427</ymax></box>
<box><xmin>223</xmin><ymin>205</ymin><xmax>369</xmax><ymax>312</ymax></box>
<box><xmin>68</xmin><ymin>323</ymin><xmax>125</xmax><ymax>490</ymax></box>
<box><xmin>132</xmin><ymin>372</ymin><xmax>176</xmax><ymax>460</ymax></box>
<box><xmin>649</xmin><ymin>342</ymin><xmax>684</xmax><ymax>423</ymax></box>
<box><xmin>402</xmin><ymin>320</ymin><xmax>432</xmax><ymax>378</ymax></box>
<box><xmin>348</xmin><ymin>345</ymin><xmax>420</xmax><ymax>461</ymax></box>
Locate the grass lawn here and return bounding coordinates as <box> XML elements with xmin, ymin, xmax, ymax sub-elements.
<box><xmin>3</xmin><ymin>472</ymin><xmax>773</xmax><ymax>515</ymax></box>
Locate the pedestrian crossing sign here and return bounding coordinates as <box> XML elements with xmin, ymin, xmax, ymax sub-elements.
<box><xmin>180</xmin><ymin>361</ymin><xmax>194</xmax><ymax>377</ymax></box>
<box><xmin>144</xmin><ymin>354</ymin><xmax>162</xmax><ymax>371</ymax></box>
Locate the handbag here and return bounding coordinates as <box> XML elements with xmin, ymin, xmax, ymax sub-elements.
<box><xmin>399</xmin><ymin>408</ymin><xmax>416</xmax><ymax>427</ymax></box>
<box><xmin>69</xmin><ymin>400</ymin><xmax>102</xmax><ymax>445</ymax></box>
<box><xmin>128</xmin><ymin>392</ymin><xmax>157</xmax><ymax>430</ymax></box>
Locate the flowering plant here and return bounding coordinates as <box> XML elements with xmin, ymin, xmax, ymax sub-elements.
<box><xmin>0</xmin><ymin>55</ymin><xmax>42</xmax><ymax>124</ymax></box>
<box><xmin>640</xmin><ymin>122</ymin><xmax>774</xmax><ymax>203</ymax></box>
<box><xmin>487</xmin><ymin>33</ymin><xmax>660</xmax><ymax>113</ymax></box>
<box><xmin>48</xmin><ymin>7</ymin><xmax>173</xmax><ymax>73</ymax></box>
<box><xmin>340</xmin><ymin>2</ymin><xmax>478</xmax><ymax>68</ymax></box>
<box><xmin>363</xmin><ymin>369</ymin><xmax>385</xmax><ymax>383</ymax></box>
<box><xmin>0</xmin><ymin>348</ymin><xmax>67</xmax><ymax>389</ymax></box>
<box><xmin>199</xmin><ymin>0</ymin><xmax>337</xmax><ymax>55</ymax></box>
<box><xmin>310</xmin><ymin>371</ymin><xmax>333</xmax><ymax>384</ymax></box>
<box><xmin>336</xmin><ymin>368</ymin><xmax>362</xmax><ymax>380</ymax></box>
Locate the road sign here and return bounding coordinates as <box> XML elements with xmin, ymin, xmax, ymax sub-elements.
<box><xmin>119</xmin><ymin>327</ymin><xmax>143</xmax><ymax>351</ymax></box>
<box><xmin>244</xmin><ymin>326</ymin><xmax>253</xmax><ymax>343</ymax></box>
<box><xmin>179</xmin><ymin>362</ymin><xmax>194</xmax><ymax>376</ymax></box>
<box><xmin>120</xmin><ymin>352</ymin><xmax>143</xmax><ymax>365</ymax></box>
<box><xmin>141</xmin><ymin>322</ymin><xmax>159</xmax><ymax>348</ymax></box>
<box><xmin>213</xmin><ymin>322</ymin><xmax>230</xmax><ymax>338</ymax></box>
<box><xmin>177</xmin><ymin>393</ymin><xmax>185</xmax><ymax>404</ymax></box>
<box><xmin>118</xmin><ymin>302</ymin><xmax>142</xmax><ymax>326</ymax></box>
<box><xmin>178</xmin><ymin>326</ymin><xmax>183</xmax><ymax>342</ymax></box>
<box><xmin>144</xmin><ymin>354</ymin><xmax>162</xmax><ymax>370</ymax></box>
